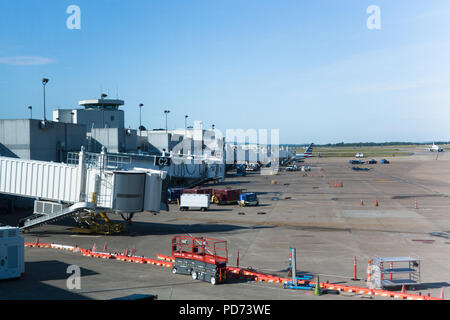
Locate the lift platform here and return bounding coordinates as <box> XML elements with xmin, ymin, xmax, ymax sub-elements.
<box><xmin>171</xmin><ymin>236</ymin><xmax>228</xmax><ymax>285</ymax></box>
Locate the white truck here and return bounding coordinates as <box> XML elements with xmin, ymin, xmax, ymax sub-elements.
<box><xmin>179</xmin><ymin>194</ymin><xmax>210</xmax><ymax>212</ymax></box>
<box><xmin>0</xmin><ymin>226</ymin><xmax>24</xmax><ymax>280</ymax></box>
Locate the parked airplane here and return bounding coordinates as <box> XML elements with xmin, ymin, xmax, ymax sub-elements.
<box><xmin>428</xmin><ymin>142</ymin><xmax>444</xmax><ymax>152</ymax></box>
<box><xmin>294</xmin><ymin>143</ymin><xmax>314</xmax><ymax>161</ymax></box>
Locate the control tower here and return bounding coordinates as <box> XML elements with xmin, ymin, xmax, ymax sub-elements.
<box><xmin>53</xmin><ymin>98</ymin><xmax>125</xmax><ymax>131</ymax></box>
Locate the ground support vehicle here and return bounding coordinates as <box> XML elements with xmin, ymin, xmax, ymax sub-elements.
<box><xmin>172</xmin><ymin>258</ymin><xmax>227</xmax><ymax>285</ymax></box>
<box><xmin>246</xmin><ymin>163</ymin><xmax>261</xmax><ymax>171</ymax></box>
<box><xmin>211</xmin><ymin>189</ymin><xmax>241</xmax><ymax>205</ymax></box>
<box><xmin>178</xmin><ymin>194</ymin><xmax>210</xmax><ymax>211</ymax></box>
<box><xmin>236</xmin><ymin>164</ymin><xmax>246</xmax><ymax>176</ymax></box>
<box><xmin>239</xmin><ymin>192</ymin><xmax>259</xmax><ymax>206</ymax></box>
<box><xmin>171</xmin><ymin>236</ymin><xmax>228</xmax><ymax>285</ymax></box>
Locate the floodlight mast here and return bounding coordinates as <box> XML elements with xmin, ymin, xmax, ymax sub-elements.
<box><xmin>42</xmin><ymin>78</ymin><xmax>49</xmax><ymax>121</ymax></box>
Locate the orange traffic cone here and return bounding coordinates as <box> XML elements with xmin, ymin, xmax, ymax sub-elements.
<box><xmin>375</xmin><ymin>198</ymin><xmax>379</xmax><ymax>207</ymax></box>
<box><xmin>414</xmin><ymin>198</ymin><xmax>418</xmax><ymax>209</ymax></box>
<box><xmin>401</xmin><ymin>285</ymin><xmax>406</xmax><ymax>294</ymax></box>
<box><xmin>440</xmin><ymin>288</ymin><xmax>445</xmax><ymax>299</ymax></box>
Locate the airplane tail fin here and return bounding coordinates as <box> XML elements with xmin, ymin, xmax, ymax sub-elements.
<box><xmin>305</xmin><ymin>143</ymin><xmax>314</xmax><ymax>155</ymax></box>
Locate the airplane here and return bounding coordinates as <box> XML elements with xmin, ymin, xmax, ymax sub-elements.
<box><xmin>428</xmin><ymin>142</ymin><xmax>444</xmax><ymax>152</ymax></box>
<box><xmin>293</xmin><ymin>143</ymin><xmax>314</xmax><ymax>162</ymax></box>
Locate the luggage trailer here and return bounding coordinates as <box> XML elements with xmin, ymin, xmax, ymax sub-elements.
<box><xmin>171</xmin><ymin>236</ymin><xmax>228</xmax><ymax>285</ymax></box>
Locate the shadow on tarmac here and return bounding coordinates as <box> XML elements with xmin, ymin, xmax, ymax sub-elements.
<box><xmin>124</xmin><ymin>221</ymin><xmax>275</xmax><ymax>236</ymax></box>
<box><xmin>0</xmin><ymin>260</ymin><xmax>97</xmax><ymax>300</ymax></box>
<box><xmin>19</xmin><ymin>220</ymin><xmax>274</xmax><ymax>237</ymax></box>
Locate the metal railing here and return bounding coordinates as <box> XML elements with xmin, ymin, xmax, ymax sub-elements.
<box><xmin>67</xmin><ymin>151</ymin><xmax>131</xmax><ymax>170</ymax></box>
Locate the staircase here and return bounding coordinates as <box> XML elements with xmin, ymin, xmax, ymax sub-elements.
<box><xmin>19</xmin><ymin>202</ymin><xmax>95</xmax><ymax>231</ymax></box>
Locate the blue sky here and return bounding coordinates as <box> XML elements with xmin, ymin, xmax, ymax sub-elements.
<box><xmin>1</xmin><ymin>0</ymin><xmax>450</xmax><ymax>144</ymax></box>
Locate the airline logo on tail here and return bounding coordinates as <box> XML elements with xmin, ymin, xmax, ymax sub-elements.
<box><xmin>304</xmin><ymin>143</ymin><xmax>314</xmax><ymax>157</ymax></box>
<box><xmin>294</xmin><ymin>143</ymin><xmax>314</xmax><ymax>160</ymax></box>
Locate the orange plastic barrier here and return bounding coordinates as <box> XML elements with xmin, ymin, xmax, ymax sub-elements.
<box><xmin>24</xmin><ymin>243</ymin><xmax>444</xmax><ymax>300</ymax></box>
<box><xmin>143</xmin><ymin>257</ymin><xmax>173</xmax><ymax>268</ymax></box>
<box><xmin>156</xmin><ymin>254</ymin><xmax>174</xmax><ymax>262</ymax></box>
<box><xmin>225</xmin><ymin>265</ymin><xmax>444</xmax><ymax>300</ymax></box>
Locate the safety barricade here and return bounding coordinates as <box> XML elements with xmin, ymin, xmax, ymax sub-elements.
<box><xmin>89</xmin><ymin>251</ymin><xmax>113</xmax><ymax>259</ymax></box>
<box><xmin>24</xmin><ymin>242</ymin><xmax>52</xmax><ymax>248</ymax></box>
<box><xmin>23</xmin><ymin>243</ymin><xmax>444</xmax><ymax>300</ymax></box>
<box><xmin>225</xmin><ymin>266</ymin><xmax>444</xmax><ymax>300</ymax></box>
<box><xmin>114</xmin><ymin>254</ymin><xmax>142</xmax><ymax>263</ymax></box>
<box><xmin>143</xmin><ymin>257</ymin><xmax>173</xmax><ymax>268</ymax></box>
<box><xmin>51</xmin><ymin>244</ymin><xmax>76</xmax><ymax>252</ymax></box>
<box><xmin>156</xmin><ymin>254</ymin><xmax>174</xmax><ymax>262</ymax></box>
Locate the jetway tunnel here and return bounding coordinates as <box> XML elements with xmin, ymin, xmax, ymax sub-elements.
<box><xmin>0</xmin><ymin>147</ymin><xmax>167</xmax><ymax>233</ymax></box>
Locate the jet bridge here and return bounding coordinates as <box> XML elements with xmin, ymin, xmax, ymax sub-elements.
<box><xmin>0</xmin><ymin>147</ymin><xmax>166</xmax><ymax>233</ymax></box>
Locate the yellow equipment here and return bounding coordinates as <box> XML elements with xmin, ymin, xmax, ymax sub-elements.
<box><xmin>211</xmin><ymin>195</ymin><xmax>220</xmax><ymax>204</ymax></box>
<box><xmin>72</xmin><ymin>212</ymin><xmax>125</xmax><ymax>235</ymax></box>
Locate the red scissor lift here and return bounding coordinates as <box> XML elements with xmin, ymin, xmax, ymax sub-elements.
<box><xmin>171</xmin><ymin>236</ymin><xmax>228</xmax><ymax>285</ymax></box>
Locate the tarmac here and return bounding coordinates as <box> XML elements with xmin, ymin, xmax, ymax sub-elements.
<box><xmin>1</xmin><ymin>152</ymin><xmax>449</xmax><ymax>300</ymax></box>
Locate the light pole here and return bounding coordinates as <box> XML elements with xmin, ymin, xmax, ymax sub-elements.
<box><xmin>42</xmin><ymin>78</ymin><xmax>49</xmax><ymax>121</ymax></box>
<box><xmin>101</xmin><ymin>93</ymin><xmax>107</xmax><ymax>128</ymax></box>
<box><xmin>164</xmin><ymin>110</ymin><xmax>170</xmax><ymax>133</ymax></box>
<box><xmin>28</xmin><ymin>106</ymin><xmax>32</xmax><ymax>119</ymax></box>
<box><xmin>139</xmin><ymin>103</ymin><xmax>144</xmax><ymax>137</ymax></box>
